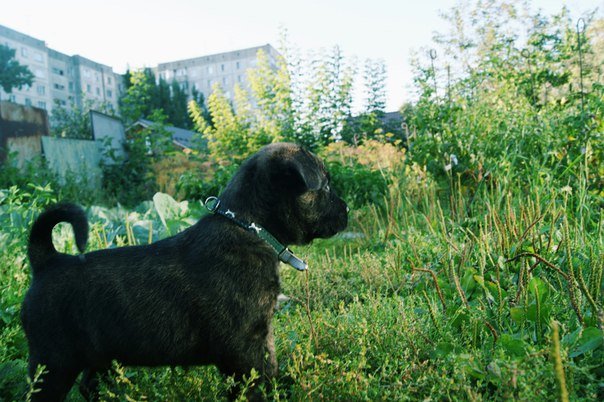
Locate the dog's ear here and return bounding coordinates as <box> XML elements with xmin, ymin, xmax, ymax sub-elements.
<box><xmin>272</xmin><ymin>155</ymin><xmax>322</xmax><ymax>192</ymax></box>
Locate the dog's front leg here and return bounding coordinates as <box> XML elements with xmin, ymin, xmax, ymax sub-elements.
<box><xmin>221</xmin><ymin>323</ymin><xmax>278</xmax><ymax>401</ymax></box>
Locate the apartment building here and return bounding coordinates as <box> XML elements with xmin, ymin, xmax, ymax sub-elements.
<box><xmin>0</xmin><ymin>24</ymin><xmax>123</xmax><ymax>115</ymax></box>
<box><xmin>156</xmin><ymin>44</ymin><xmax>280</xmax><ymax>101</ymax></box>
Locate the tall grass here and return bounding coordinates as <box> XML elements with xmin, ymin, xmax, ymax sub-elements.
<box><xmin>1</xmin><ymin>145</ymin><xmax>602</xmax><ymax>400</ymax></box>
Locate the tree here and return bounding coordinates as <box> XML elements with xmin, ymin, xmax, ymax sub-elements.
<box><xmin>119</xmin><ymin>68</ymin><xmax>198</xmax><ymax>129</ymax></box>
<box><xmin>0</xmin><ymin>44</ymin><xmax>34</xmax><ymax>98</ymax></box>
<box><xmin>246</xmin><ymin>49</ymin><xmax>294</xmax><ymax>142</ymax></box>
<box><xmin>363</xmin><ymin>58</ymin><xmax>387</xmax><ymax>115</ymax></box>
<box><xmin>50</xmin><ymin>98</ymin><xmax>115</xmax><ymax>139</ymax></box>
<box><xmin>341</xmin><ymin>58</ymin><xmax>388</xmax><ymax>144</ymax></box>
<box><xmin>119</xmin><ymin>68</ymin><xmax>157</xmax><ymax>124</ymax></box>
<box><xmin>305</xmin><ymin>46</ymin><xmax>355</xmax><ymax>145</ymax></box>
<box><xmin>190</xmin><ymin>83</ymin><xmax>253</xmax><ymax>164</ymax></box>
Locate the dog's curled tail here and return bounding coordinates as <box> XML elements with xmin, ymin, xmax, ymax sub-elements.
<box><xmin>28</xmin><ymin>203</ymin><xmax>88</xmax><ymax>274</ymax></box>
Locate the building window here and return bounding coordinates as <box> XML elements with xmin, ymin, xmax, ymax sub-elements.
<box><xmin>86</xmin><ymin>84</ymin><xmax>91</xmax><ymax>93</ymax></box>
<box><xmin>25</xmin><ymin>98</ymin><xmax>32</xmax><ymax>106</ymax></box>
<box><xmin>221</xmin><ymin>64</ymin><xmax>225</xmax><ymax>72</ymax></box>
<box><xmin>107</xmin><ymin>89</ymin><xmax>113</xmax><ymax>98</ymax></box>
<box><xmin>34</xmin><ymin>69</ymin><xmax>46</xmax><ymax>78</ymax></box>
<box><xmin>21</xmin><ymin>47</ymin><xmax>28</xmax><ymax>58</ymax></box>
<box><xmin>237</xmin><ymin>75</ymin><xmax>242</xmax><ymax>83</ymax></box>
<box><xmin>107</xmin><ymin>76</ymin><xmax>112</xmax><ymax>85</ymax></box>
<box><xmin>33</xmin><ymin>52</ymin><xmax>44</xmax><ymax>63</ymax></box>
<box><xmin>37</xmin><ymin>85</ymin><xmax>45</xmax><ymax>95</ymax></box>
<box><xmin>222</xmin><ymin>77</ymin><xmax>227</xmax><ymax>85</ymax></box>
<box><xmin>53</xmin><ymin>83</ymin><xmax>65</xmax><ymax>90</ymax></box>
<box><xmin>68</xmin><ymin>82</ymin><xmax>74</xmax><ymax>92</ymax></box>
<box><xmin>208</xmin><ymin>66</ymin><xmax>213</xmax><ymax>74</ymax></box>
<box><xmin>96</xmin><ymin>87</ymin><xmax>100</xmax><ymax>96</ymax></box>
<box><xmin>236</xmin><ymin>61</ymin><xmax>240</xmax><ymax>69</ymax></box>
<box><xmin>37</xmin><ymin>101</ymin><xmax>47</xmax><ymax>109</ymax></box>
<box><xmin>8</xmin><ymin>94</ymin><xmax>16</xmax><ymax>103</ymax></box>
<box><xmin>54</xmin><ymin>99</ymin><xmax>67</xmax><ymax>106</ymax></box>
<box><xmin>207</xmin><ymin>80</ymin><xmax>211</xmax><ymax>87</ymax></box>
<box><xmin>52</xmin><ymin>67</ymin><xmax>64</xmax><ymax>75</ymax></box>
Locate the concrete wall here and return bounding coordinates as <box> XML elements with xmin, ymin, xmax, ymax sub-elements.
<box><xmin>41</xmin><ymin>137</ymin><xmax>103</xmax><ymax>189</ymax></box>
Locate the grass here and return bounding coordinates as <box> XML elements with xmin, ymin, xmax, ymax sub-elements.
<box><xmin>0</xmin><ymin>159</ymin><xmax>602</xmax><ymax>401</ymax></box>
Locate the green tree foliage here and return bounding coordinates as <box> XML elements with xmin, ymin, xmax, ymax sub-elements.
<box><xmin>119</xmin><ymin>68</ymin><xmax>197</xmax><ymax>129</ymax></box>
<box><xmin>305</xmin><ymin>46</ymin><xmax>355</xmax><ymax>145</ymax></box>
<box><xmin>49</xmin><ymin>98</ymin><xmax>115</xmax><ymax>139</ymax></box>
<box><xmin>188</xmin><ymin>49</ymin><xmax>293</xmax><ymax>164</ymax></box>
<box><xmin>119</xmin><ymin>69</ymin><xmax>157</xmax><ymax>124</ymax></box>
<box><xmin>404</xmin><ymin>0</ymin><xmax>603</xmax><ymax>193</ymax></box>
<box><xmin>363</xmin><ymin>58</ymin><xmax>387</xmax><ymax>114</ymax></box>
<box><xmin>190</xmin><ymin>84</ymin><xmax>254</xmax><ymax>164</ymax></box>
<box><xmin>342</xmin><ymin>58</ymin><xmax>390</xmax><ymax>143</ymax></box>
<box><xmin>246</xmin><ymin>49</ymin><xmax>294</xmax><ymax>142</ymax></box>
<box><xmin>0</xmin><ymin>44</ymin><xmax>34</xmax><ymax>96</ymax></box>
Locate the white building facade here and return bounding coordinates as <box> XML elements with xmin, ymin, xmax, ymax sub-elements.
<box><xmin>0</xmin><ymin>24</ymin><xmax>123</xmax><ymax>115</ymax></box>
<box><xmin>156</xmin><ymin>44</ymin><xmax>280</xmax><ymax>101</ymax></box>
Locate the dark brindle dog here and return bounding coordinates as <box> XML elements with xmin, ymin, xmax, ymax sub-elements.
<box><xmin>21</xmin><ymin>142</ymin><xmax>348</xmax><ymax>401</ymax></box>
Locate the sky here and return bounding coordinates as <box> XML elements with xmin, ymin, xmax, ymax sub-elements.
<box><xmin>1</xmin><ymin>0</ymin><xmax>601</xmax><ymax>111</ymax></box>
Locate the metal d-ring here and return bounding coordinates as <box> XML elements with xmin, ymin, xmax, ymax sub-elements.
<box><xmin>204</xmin><ymin>196</ymin><xmax>220</xmax><ymax>213</ymax></box>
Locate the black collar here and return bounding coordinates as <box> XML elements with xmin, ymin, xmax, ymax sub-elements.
<box><xmin>204</xmin><ymin>197</ymin><xmax>307</xmax><ymax>271</ymax></box>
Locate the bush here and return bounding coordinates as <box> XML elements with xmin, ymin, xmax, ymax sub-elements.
<box><xmin>320</xmin><ymin>140</ymin><xmax>405</xmax><ymax>208</ymax></box>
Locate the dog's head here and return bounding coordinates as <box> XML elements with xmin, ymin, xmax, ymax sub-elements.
<box><xmin>220</xmin><ymin>143</ymin><xmax>348</xmax><ymax>245</ymax></box>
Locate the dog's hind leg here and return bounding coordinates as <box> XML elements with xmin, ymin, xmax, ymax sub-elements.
<box><xmin>28</xmin><ymin>358</ymin><xmax>80</xmax><ymax>402</ymax></box>
<box><xmin>79</xmin><ymin>367</ymin><xmax>111</xmax><ymax>401</ymax></box>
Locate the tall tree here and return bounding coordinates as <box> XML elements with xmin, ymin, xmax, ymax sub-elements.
<box><xmin>363</xmin><ymin>58</ymin><xmax>387</xmax><ymax>115</ymax></box>
<box><xmin>306</xmin><ymin>46</ymin><xmax>355</xmax><ymax>145</ymax></box>
<box><xmin>246</xmin><ymin>49</ymin><xmax>293</xmax><ymax>142</ymax></box>
<box><xmin>0</xmin><ymin>44</ymin><xmax>34</xmax><ymax>98</ymax></box>
<box><xmin>168</xmin><ymin>80</ymin><xmax>190</xmax><ymax>128</ymax></box>
<box><xmin>119</xmin><ymin>68</ymin><xmax>157</xmax><ymax>124</ymax></box>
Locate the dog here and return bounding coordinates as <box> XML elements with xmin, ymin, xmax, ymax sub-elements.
<box><xmin>20</xmin><ymin>142</ymin><xmax>348</xmax><ymax>401</ymax></box>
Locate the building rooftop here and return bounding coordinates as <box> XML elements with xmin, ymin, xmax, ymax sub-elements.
<box><xmin>157</xmin><ymin>44</ymin><xmax>276</xmax><ymax>69</ymax></box>
<box><xmin>0</xmin><ymin>24</ymin><xmax>46</xmax><ymax>49</ymax></box>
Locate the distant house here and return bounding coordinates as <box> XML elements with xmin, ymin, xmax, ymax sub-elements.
<box><xmin>126</xmin><ymin>119</ymin><xmax>206</xmax><ymax>152</ymax></box>
<box><xmin>380</xmin><ymin>111</ymin><xmax>405</xmax><ymax>131</ymax></box>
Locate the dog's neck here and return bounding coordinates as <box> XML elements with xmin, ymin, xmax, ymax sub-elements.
<box><xmin>204</xmin><ymin>197</ymin><xmax>308</xmax><ymax>271</ymax></box>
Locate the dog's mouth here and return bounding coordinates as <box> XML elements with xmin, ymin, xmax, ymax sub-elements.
<box><xmin>314</xmin><ymin>206</ymin><xmax>348</xmax><ymax>239</ymax></box>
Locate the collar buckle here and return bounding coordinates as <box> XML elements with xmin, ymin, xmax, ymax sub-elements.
<box><xmin>279</xmin><ymin>248</ymin><xmax>308</xmax><ymax>271</ymax></box>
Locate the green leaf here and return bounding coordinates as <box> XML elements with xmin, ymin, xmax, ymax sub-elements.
<box><xmin>497</xmin><ymin>334</ymin><xmax>527</xmax><ymax>357</ymax></box>
<box><xmin>569</xmin><ymin>327</ymin><xmax>603</xmax><ymax>358</ymax></box>
<box><xmin>510</xmin><ymin>307</ymin><xmax>526</xmax><ymax>324</ymax></box>
<box><xmin>562</xmin><ymin>326</ymin><xmax>582</xmax><ymax>347</ymax></box>
<box><xmin>431</xmin><ymin>342</ymin><xmax>455</xmax><ymax>359</ymax></box>
<box><xmin>153</xmin><ymin>192</ymin><xmax>188</xmax><ymax>235</ymax></box>
<box><xmin>528</xmin><ymin>277</ymin><xmax>549</xmax><ymax>302</ymax></box>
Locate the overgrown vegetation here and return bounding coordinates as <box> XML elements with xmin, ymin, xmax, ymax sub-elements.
<box><xmin>0</xmin><ymin>0</ymin><xmax>602</xmax><ymax>400</ymax></box>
